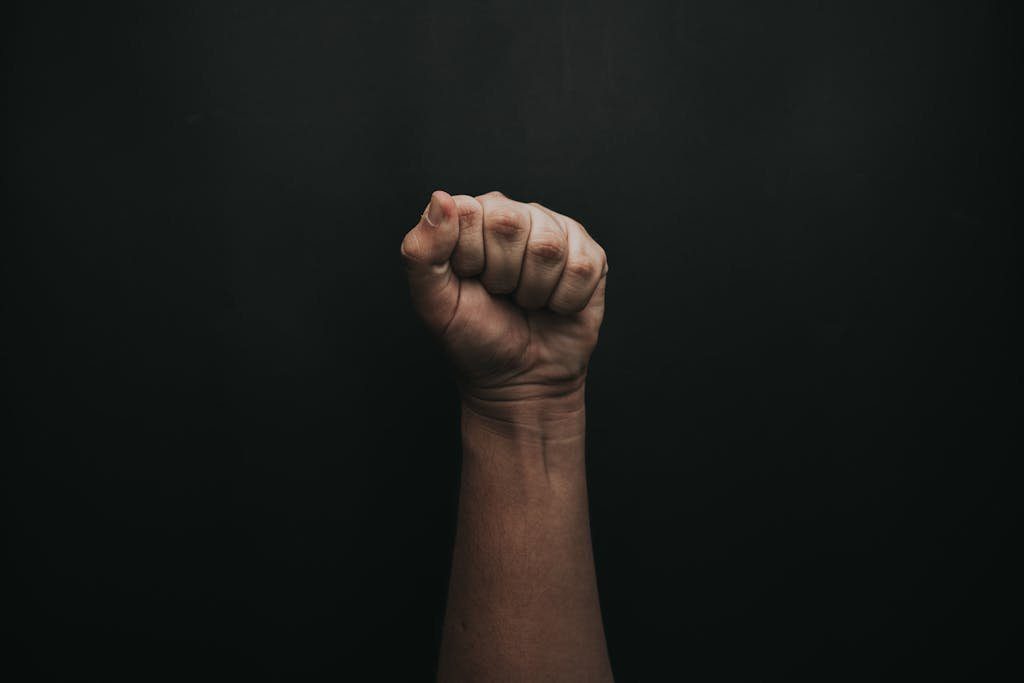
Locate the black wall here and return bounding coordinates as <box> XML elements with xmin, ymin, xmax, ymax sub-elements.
<box><xmin>5</xmin><ymin>2</ymin><xmax>1019</xmax><ymax>679</ymax></box>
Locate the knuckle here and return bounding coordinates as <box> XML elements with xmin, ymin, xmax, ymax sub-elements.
<box><xmin>477</xmin><ymin>189</ymin><xmax>507</xmax><ymax>200</ymax></box>
<box><xmin>565</xmin><ymin>257</ymin><xmax>597</xmax><ymax>281</ymax></box>
<box><xmin>454</xmin><ymin>195</ymin><xmax>482</xmax><ymax>221</ymax></box>
<box><xmin>566</xmin><ymin>216</ymin><xmax>587</xmax><ymax>235</ymax></box>
<box><xmin>485</xmin><ymin>209</ymin><xmax>527</xmax><ymax>240</ymax></box>
<box><xmin>526</xmin><ymin>235</ymin><xmax>566</xmax><ymax>264</ymax></box>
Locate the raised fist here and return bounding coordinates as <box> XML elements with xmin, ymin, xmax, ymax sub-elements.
<box><xmin>400</xmin><ymin>190</ymin><xmax>608</xmax><ymax>407</ymax></box>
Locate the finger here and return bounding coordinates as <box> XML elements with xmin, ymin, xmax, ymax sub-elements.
<box><xmin>515</xmin><ymin>205</ymin><xmax>568</xmax><ymax>309</ymax></box>
<box><xmin>580</xmin><ymin>270</ymin><xmax>608</xmax><ymax>329</ymax></box>
<box><xmin>477</xmin><ymin>192</ymin><xmax>532</xmax><ymax>294</ymax></box>
<box><xmin>450</xmin><ymin>194</ymin><xmax>485</xmax><ymax>277</ymax></box>
<box><xmin>547</xmin><ymin>218</ymin><xmax>608</xmax><ymax>314</ymax></box>
<box><xmin>400</xmin><ymin>190</ymin><xmax>460</xmax><ymax>332</ymax></box>
<box><xmin>529</xmin><ymin>201</ymin><xmax>598</xmax><ymax>243</ymax></box>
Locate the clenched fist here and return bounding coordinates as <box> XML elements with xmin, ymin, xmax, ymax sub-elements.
<box><xmin>400</xmin><ymin>190</ymin><xmax>608</xmax><ymax>409</ymax></box>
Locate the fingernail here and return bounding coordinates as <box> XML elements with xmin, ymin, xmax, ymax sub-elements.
<box><xmin>424</xmin><ymin>193</ymin><xmax>444</xmax><ymax>227</ymax></box>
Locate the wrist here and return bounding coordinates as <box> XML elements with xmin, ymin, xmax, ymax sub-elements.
<box><xmin>459</xmin><ymin>380</ymin><xmax>587</xmax><ymax>445</ymax></box>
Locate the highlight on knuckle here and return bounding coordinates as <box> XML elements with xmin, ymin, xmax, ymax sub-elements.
<box><xmin>565</xmin><ymin>257</ymin><xmax>597</xmax><ymax>281</ymax></box>
<box><xmin>455</xmin><ymin>198</ymin><xmax>482</xmax><ymax>224</ymax></box>
<box><xmin>459</xmin><ymin>209</ymin><xmax>482</xmax><ymax>229</ymax></box>
<box><xmin>486</xmin><ymin>209</ymin><xmax>526</xmax><ymax>240</ymax></box>
<box><xmin>526</xmin><ymin>235</ymin><xmax>566</xmax><ymax>265</ymax></box>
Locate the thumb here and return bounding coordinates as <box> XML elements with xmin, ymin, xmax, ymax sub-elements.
<box><xmin>400</xmin><ymin>190</ymin><xmax>460</xmax><ymax>333</ymax></box>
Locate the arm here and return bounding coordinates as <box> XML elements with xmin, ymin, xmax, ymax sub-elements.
<box><xmin>440</xmin><ymin>390</ymin><xmax>611</xmax><ymax>681</ymax></box>
<box><xmin>401</xmin><ymin>190</ymin><xmax>613</xmax><ymax>681</ymax></box>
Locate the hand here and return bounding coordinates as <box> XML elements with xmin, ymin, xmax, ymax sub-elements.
<box><xmin>400</xmin><ymin>190</ymin><xmax>608</xmax><ymax>411</ymax></box>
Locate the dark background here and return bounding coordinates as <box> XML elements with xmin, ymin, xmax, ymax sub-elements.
<box><xmin>4</xmin><ymin>1</ymin><xmax>1019</xmax><ymax>679</ymax></box>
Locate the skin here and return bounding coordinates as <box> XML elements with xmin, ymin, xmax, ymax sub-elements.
<box><xmin>401</xmin><ymin>190</ymin><xmax>613</xmax><ymax>682</ymax></box>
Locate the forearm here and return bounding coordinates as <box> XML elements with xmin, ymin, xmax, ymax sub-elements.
<box><xmin>437</xmin><ymin>389</ymin><xmax>613</xmax><ymax>682</ymax></box>
<box><xmin>401</xmin><ymin>189</ymin><xmax>612</xmax><ymax>679</ymax></box>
